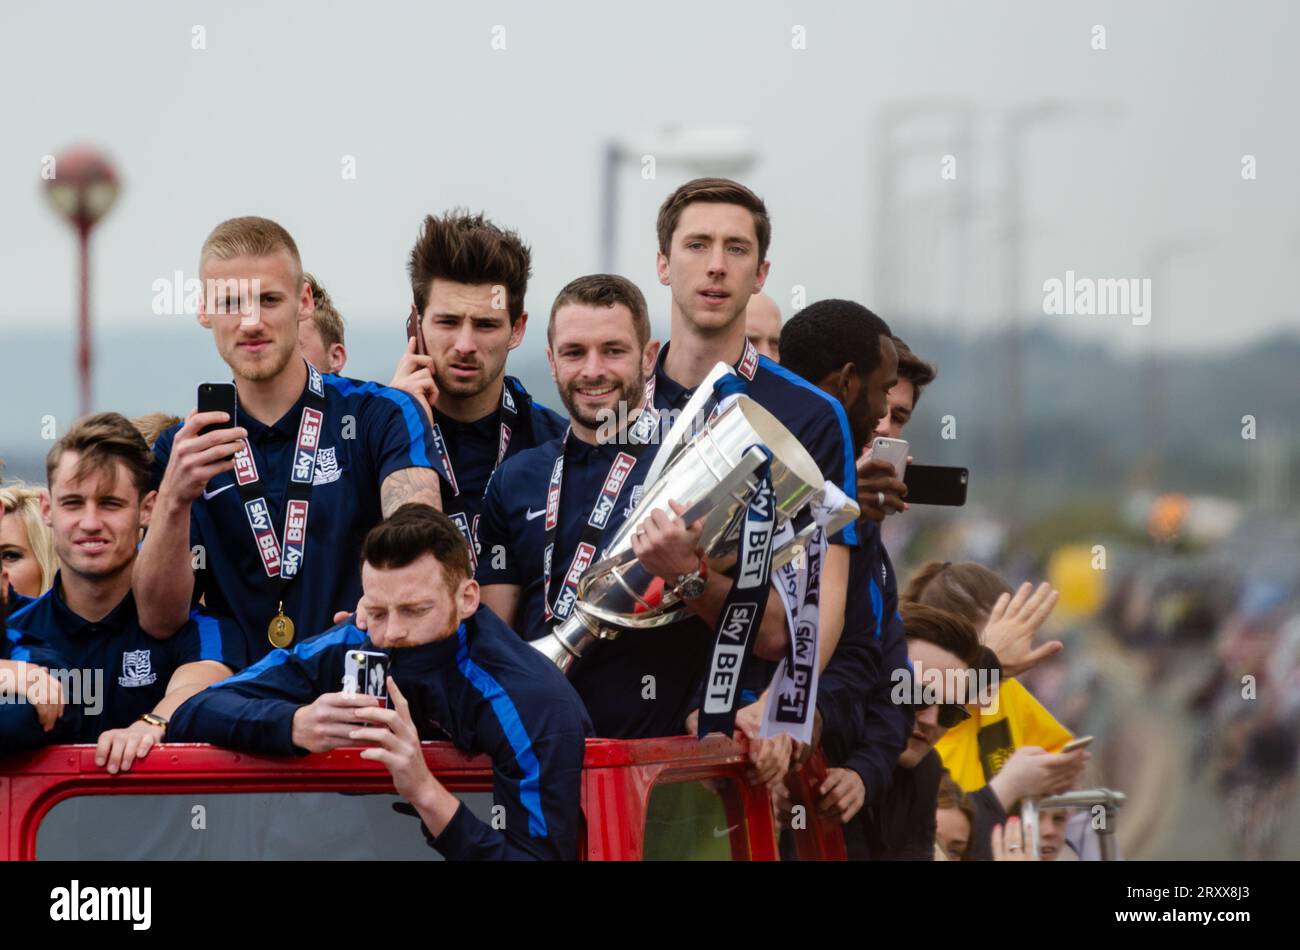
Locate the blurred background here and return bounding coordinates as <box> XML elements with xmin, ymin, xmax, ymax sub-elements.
<box><xmin>2</xmin><ymin>0</ymin><xmax>1298</xmax><ymax>857</ymax></box>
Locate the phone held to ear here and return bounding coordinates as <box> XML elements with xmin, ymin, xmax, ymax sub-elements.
<box><xmin>405</xmin><ymin>309</ymin><xmax>428</xmax><ymax>357</ymax></box>
<box><xmin>902</xmin><ymin>465</ymin><xmax>969</xmax><ymax>506</ymax></box>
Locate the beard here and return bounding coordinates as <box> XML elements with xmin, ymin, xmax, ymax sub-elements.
<box><xmin>560</xmin><ymin>373</ymin><xmax>645</xmax><ymax>434</ymax></box>
<box><xmin>434</xmin><ymin>353</ymin><xmax>506</xmax><ymax>399</ymax></box>
<box><xmin>226</xmin><ymin>335</ymin><xmax>298</xmax><ymax>383</ymax></box>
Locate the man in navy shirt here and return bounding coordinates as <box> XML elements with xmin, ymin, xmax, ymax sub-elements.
<box><xmin>775</xmin><ymin>301</ymin><xmax>900</xmax><ymax>813</ymax></box>
<box><xmin>649</xmin><ymin>179</ymin><xmax>870</xmax><ymax>780</ymax></box>
<box><xmin>172</xmin><ymin>505</ymin><xmax>591</xmax><ymax>861</ymax></box>
<box><xmin>477</xmin><ymin>275</ymin><xmax>794</xmax><ymax>739</ymax></box>
<box><xmin>4</xmin><ymin>413</ymin><xmax>246</xmax><ymax>770</ymax></box>
<box><xmin>137</xmin><ymin>216</ymin><xmax>441</xmax><ymax>659</ymax></box>
<box><xmin>387</xmin><ymin>211</ymin><xmax>566</xmax><ymax>572</ymax></box>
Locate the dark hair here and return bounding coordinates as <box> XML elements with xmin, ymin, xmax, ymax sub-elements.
<box><xmin>900</xmin><ymin>602</ymin><xmax>983</xmax><ymax>667</ymax></box>
<box><xmin>548</xmin><ymin>274</ymin><xmax>651</xmax><ymax>347</ymax></box>
<box><xmin>935</xmin><ymin>770</ymin><xmax>976</xmax><ymax>859</ymax></box>
<box><xmin>892</xmin><ymin>336</ymin><xmax>937</xmax><ymax>407</ymax></box>
<box><xmin>46</xmin><ymin>412</ymin><xmax>153</xmax><ymax>498</ymax></box>
<box><xmin>779</xmin><ymin>299</ymin><xmax>893</xmax><ymax>385</ymax></box>
<box><xmin>361</xmin><ymin>504</ymin><xmax>471</xmax><ymax>586</ymax></box>
<box><xmin>656</xmin><ymin>177</ymin><xmax>772</xmax><ymax>262</ymax></box>
<box><xmin>902</xmin><ymin>561</ymin><xmax>1014</xmax><ymax>625</ymax></box>
<box><xmin>407</xmin><ymin>209</ymin><xmax>532</xmax><ymax>323</ymax></box>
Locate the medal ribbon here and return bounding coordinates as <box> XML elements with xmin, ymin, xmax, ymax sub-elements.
<box><xmin>760</xmin><ymin>481</ymin><xmax>848</xmax><ymax>744</ymax></box>
<box><xmin>232</xmin><ymin>363</ymin><xmax>328</xmax><ymax>603</ymax></box>
<box><xmin>541</xmin><ymin>406</ymin><xmax>658</xmax><ymax>623</ymax></box>
<box><xmin>433</xmin><ymin>381</ymin><xmax>521</xmax><ymax>568</ymax></box>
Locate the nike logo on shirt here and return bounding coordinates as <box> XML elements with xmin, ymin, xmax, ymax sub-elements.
<box><xmin>525</xmin><ymin>508</ymin><xmax>546</xmax><ymax>521</ymax></box>
<box><xmin>202</xmin><ymin>483</ymin><xmax>236</xmax><ymax>501</ymax></box>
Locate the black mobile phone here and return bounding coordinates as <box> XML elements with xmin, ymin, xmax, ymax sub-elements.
<box><xmin>197</xmin><ymin>383</ymin><xmax>237</xmax><ymax>436</ymax></box>
<box><xmin>903</xmin><ymin>465</ymin><xmax>969</xmax><ymax>506</ymax></box>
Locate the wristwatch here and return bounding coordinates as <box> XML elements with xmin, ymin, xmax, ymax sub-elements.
<box><xmin>139</xmin><ymin>712</ymin><xmax>169</xmax><ymax>735</ymax></box>
<box><xmin>672</xmin><ymin>558</ymin><xmax>709</xmax><ymax>601</ymax></box>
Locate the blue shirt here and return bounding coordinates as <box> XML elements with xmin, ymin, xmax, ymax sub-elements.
<box><xmin>2</xmin><ymin>591</ymin><xmax>66</xmax><ymax>755</ymax></box>
<box><xmin>152</xmin><ymin>369</ymin><xmax>436</xmax><ymax>659</ymax></box>
<box><xmin>430</xmin><ymin>376</ymin><xmax>566</xmax><ymax>572</ymax></box>
<box><xmin>5</xmin><ymin>576</ymin><xmax>247</xmax><ymax>744</ymax></box>
<box><xmin>170</xmin><ymin>606</ymin><xmax>591</xmax><ymax>861</ymax></box>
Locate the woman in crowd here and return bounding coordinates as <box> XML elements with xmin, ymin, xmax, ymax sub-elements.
<box><xmin>1</xmin><ymin>483</ymin><xmax>57</xmax><ymax>601</ymax></box>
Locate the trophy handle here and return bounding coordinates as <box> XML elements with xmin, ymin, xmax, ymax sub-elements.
<box><xmin>769</xmin><ymin>489</ymin><xmax>861</xmax><ymax>569</ymax></box>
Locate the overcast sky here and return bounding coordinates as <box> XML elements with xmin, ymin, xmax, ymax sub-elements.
<box><xmin>2</xmin><ymin>0</ymin><xmax>1297</xmax><ymax>360</ymax></box>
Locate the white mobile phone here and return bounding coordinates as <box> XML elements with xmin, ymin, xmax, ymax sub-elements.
<box><xmin>869</xmin><ymin>437</ymin><xmax>909</xmax><ymax>480</ymax></box>
<box><xmin>342</xmin><ymin>650</ymin><xmax>390</xmax><ymax>707</ymax></box>
<box><xmin>1060</xmin><ymin>735</ymin><xmax>1094</xmax><ymax>753</ymax></box>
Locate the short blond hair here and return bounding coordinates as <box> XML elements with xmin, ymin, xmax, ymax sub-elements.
<box><xmin>200</xmin><ymin>216</ymin><xmax>303</xmax><ymax>279</ymax></box>
<box><xmin>0</xmin><ymin>483</ymin><xmax>57</xmax><ymax>596</ymax></box>
<box><xmin>132</xmin><ymin>412</ymin><xmax>184</xmax><ymax>450</ymax></box>
<box><xmin>305</xmin><ymin>273</ymin><xmax>345</xmax><ymax>348</ymax></box>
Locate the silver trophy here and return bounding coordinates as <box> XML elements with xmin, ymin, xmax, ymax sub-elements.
<box><xmin>534</xmin><ymin>367</ymin><xmax>859</xmax><ymax>672</ymax></box>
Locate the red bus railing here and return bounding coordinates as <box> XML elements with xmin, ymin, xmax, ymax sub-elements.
<box><xmin>0</xmin><ymin>737</ymin><xmax>845</xmax><ymax>861</ymax></box>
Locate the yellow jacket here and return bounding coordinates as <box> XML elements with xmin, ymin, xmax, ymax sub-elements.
<box><xmin>935</xmin><ymin>678</ymin><xmax>1073</xmax><ymax>792</ymax></box>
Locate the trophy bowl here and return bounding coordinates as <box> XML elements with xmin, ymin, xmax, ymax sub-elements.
<box><xmin>535</xmin><ymin>393</ymin><xmax>828</xmax><ymax>671</ymax></box>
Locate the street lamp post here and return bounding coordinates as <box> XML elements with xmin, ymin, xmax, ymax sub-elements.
<box><xmin>1000</xmin><ymin>102</ymin><xmax>1120</xmax><ymax>526</ymax></box>
<box><xmin>43</xmin><ymin>145</ymin><xmax>120</xmax><ymax>417</ymax></box>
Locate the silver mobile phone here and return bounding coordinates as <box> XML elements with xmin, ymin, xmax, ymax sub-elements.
<box><xmin>342</xmin><ymin>650</ymin><xmax>389</xmax><ymax>707</ymax></box>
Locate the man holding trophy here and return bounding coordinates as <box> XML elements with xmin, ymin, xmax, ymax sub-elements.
<box><xmin>647</xmin><ymin>179</ymin><xmax>869</xmax><ymax>779</ymax></box>
<box><xmin>480</xmin><ymin>177</ymin><xmax>877</xmax><ymax>768</ymax></box>
<box><xmin>477</xmin><ymin>275</ymin><xmax>795</xmax><ymax>739</ymax></box>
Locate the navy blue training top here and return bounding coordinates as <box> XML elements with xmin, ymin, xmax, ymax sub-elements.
<box><xmin>431</xmin><ymin>375</ymin><xmax>566</xmax><ymax>571</ymax></box>
<box><xmin>169</xmin><ymin>606</ymin><xmax>592</xmax><ymax>861</ymax></box>
<box><xmin>818</xmin><ymin>520</ymin><xmax>911</xmax><ymax>804</ymax></box>
<box><xmin>4</xmin><ymin>577</ymin><xmax>246</xmax><ymax>744</ymax></box>
<box><xmin>152</xmin><ymin>367</ymin><xmax>436</xmax><ymax>659</ymax></box>
<box><xmin>2</xmin><ymin>591</ymin><xmax>68</xmax><ymax>754</ymax></box>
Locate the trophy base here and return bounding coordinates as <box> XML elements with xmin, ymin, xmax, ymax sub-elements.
<box><xmin>534</xmin><ymin>611</ymin><xmax>610</xmax><ymax>675</ymax></box>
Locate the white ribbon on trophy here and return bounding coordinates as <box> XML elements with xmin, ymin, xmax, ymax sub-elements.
<box><xmin>761</xmin><ymin>480</ymin><xmax>850</xmax><ymax>745</ymax></box>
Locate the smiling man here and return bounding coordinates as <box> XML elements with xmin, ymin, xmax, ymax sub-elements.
<box><xmin>5</xmin><ymin>413</ymin><xmax>246</xmax><ymax>769</ymax></box>
<box><xmin>476</xmin><ymin>274</ymin><xmax>793</xmax><ymax>738</ymax></box>
<box><xmin>388</xmin><ymin>211</ymin><xmax>566</xmax><ymax>572</ymax></box>
<box><xmin>137</xmin><ymin>217</ymin><xmax>441</xmax><ymax>659</ymax></box>
<box><xmin>170</xmin><ymin>504</ymin><xmax>591</xmax><ymax>861</ymax></box>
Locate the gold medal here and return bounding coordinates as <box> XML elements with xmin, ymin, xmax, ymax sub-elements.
<box><xmin>268</xmin><ymin>603</ymin><xmax>295</xmax><ymax>649</ymax></box>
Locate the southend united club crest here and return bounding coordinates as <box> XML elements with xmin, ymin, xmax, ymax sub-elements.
<box><xmin>118</xmin><ymin>649</ymin><xmax>157</xmax><ymax>688</ymax></box>
<box><xmin>312</xmin><ymin>446</ymin><xmax>342</xmax><ymax>485</ymax></box>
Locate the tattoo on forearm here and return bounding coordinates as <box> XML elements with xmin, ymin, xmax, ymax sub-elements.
<box><xmin>381</xmin><ymin>467</ymin><xmax>442</xmax><ymax>516</ymax></box>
